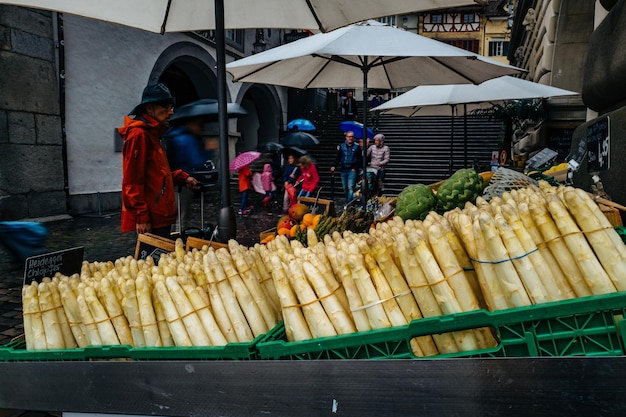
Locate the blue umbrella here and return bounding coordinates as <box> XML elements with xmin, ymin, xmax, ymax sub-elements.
<box><xmin>340</xmin><ymin>121</ymin><xmax>375</xmax><ymax>139</ymax></box>
<box><xmin>287</xmin><ymin>119</ymin><xmax>316</xmax><ymax>131</ymax></box>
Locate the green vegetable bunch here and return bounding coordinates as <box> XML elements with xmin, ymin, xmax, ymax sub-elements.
<box><xmin>395</xmin><ymin>184</ymin><xmax>436</xmax><ymax>221</ymax></box>
<box><xmin>435</xmin><ymin>168</ymin><xmax>484</xmax><ymax>212</ymax></box>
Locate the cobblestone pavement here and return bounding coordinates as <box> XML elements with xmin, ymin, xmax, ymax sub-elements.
<box><xmin>0</xmin><ymin>189</ymin><xmax>324</xmax><ymax>346</ymax></box>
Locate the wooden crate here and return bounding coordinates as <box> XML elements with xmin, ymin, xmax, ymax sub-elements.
<box><xmin>185</xmin><ymin>236</ymin><xmax>229</xmax><ymax>251</ymax></box>
<box><xmin>134</xmin><ymin>233</ymin><xmax>176</xmax><ymax>260</ymax></box>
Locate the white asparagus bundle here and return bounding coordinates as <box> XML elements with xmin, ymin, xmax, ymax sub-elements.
<box><xmin>362</xmin><ymin>253</ymin><xmax>407</xmax><ymax>328</ymax></box>
<box><xmin>301</xmin><ymin>246</ymin><xmax>351</xmax><ymax>314</ymax></box>
<box><xmin>326</xmin><ymin>244</ymin><xmax>372</xmax><ymax>333</ymax></box>
<box><xmin>438</xmin><ymin>216</ymin><xmax>485</xmax><ymax>309</ymax></box>
<box><xmin>135</xmin><ymin>273</ymin><xmax>162</xmax><ymax>347</ymax></box>
<box><xmin>207</xmin><ymin>250</ymin><xmax>255</xmax><ymax>341</ymax></box>
<box><xmin>408</xmin><ymin>230</ymin><xmax>479</xmax><ymax>352</ymax></box>
<box><xmin>151</xmin><ymin>287</ymin><xmax>175</xmax><ymax>347</ymax></box>
<box><xmin>576</xmin><ymin>188</ymin><xmax>626</xmax><ymax>258</ymax></box>
<box><xmin>476</xmin><ymin>211</ymin><xmax>531</xmax><ymax>308</ymax></box>
<box><xmin>563</xmin><ymin>187</ymin><xmax>626</xmax><ymax>291</ymax></box>
<box><xmin>182</xmin><ymin>284</ymin><xmax>228</xmax><ymax>346</ymax></box>
<box><xmin>450</xmin><ymin>212</ymin><xmax>509</xmax><ymax>311</ymax></box>
<box><xmin>545</xmin><ymin>194</ymin><xmax>616</xmax><ymax>295</ymax></box>
<box><xmin>500</xmin><ymin>203</ymin><xmax>574</xmax><ymax>302</ymax></box>
<box><xmin>203</xmin><ymin>251</ymin><xmax>239</xmax><ymax>343</ymax></box>
<box><xmin>48</xmin><ymin>278</ymin><xmax>77</xmax><ymax>348</ymax></box>
<box><xmin>215</xmin><ymin>248</ymin><xmax>269</xmax><ymax>337</ymax></box>
<box><xmin>516</xmin><ymin>200</ymin><xmax>577</xmax><ymax>299</ymax></box>
<box><xmin>121</xmin><ymin>278</ymin><xmax>146</xmax><ymax>347</ymax></box>
<box><xmin>23</xmin><ymin>283</ymin><xmax>47</xmax><ymax>350</ymax></box>
<box><xmin>249</xmin><ymin>246</ymin><xmax>281</xmax><ymax>313</ymax></box>
<box><xmin>76</xmin><ymin>285</ymin><xmax>103</xmax><ymax>346</ymax></box>
<box><xmin>288</xmin><ymin>258</ymin><xmax>337</xmax><ymax>338</ymax></box>
<box><xmin>528</xmin><ymin>193</ymin><xmax>592</xmax><ymax>297</ymax></box>
<box><xmin>164</xmin><ymin>276</ymin><xmax>211</xmax><ymax>346</ymax></box>
<box><xmin>98</xmin><ymin>277</ymin><xmax>133</xmax><ymax>345</ymax></box>
<box><xmin>83</xmin><ymin>285</ymin><xmax>120</xmax><ymax>345</ymax></box>
<box><xmin>153</xmin><ymin>278</ymin><xmax>192</xmax><ymax>346</ymax></box>
<box><xmin>397</xmin><ymin>232</ymin><xmax>457</xmax><ymax>354</ymax></box>
<box><xmin>228</xmin><ymin>241</ymin><xmax>279</xmax><ymax>328</ymax></box>
<box><xmin>269</xmin><ymin>255</ymin><xmax>312</xmax><ymax>341</ymax></box>
<box><xmin>302</xmin><ymin>260</ymin><xmax>356</xmax><ymax>335</ymax></box>
<box><xmin>493</xmin><ymin>213</ymin><xmax>550</xmax><ymax>305</ymax></box>
<box><xmin>345</xmin><ymin>248</ymin><xmax>391</xmax><ymax>330</ymax></box>
<box><xmin>58</xmin><ymin>280</ymin><xmax>88</xmax><ymax>348</ymax></box>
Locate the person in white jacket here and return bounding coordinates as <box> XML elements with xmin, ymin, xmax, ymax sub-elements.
<box><xmin>367</xmin><ymin>133</ymin><xmax>390</xmax><ymax>195</ymax></box>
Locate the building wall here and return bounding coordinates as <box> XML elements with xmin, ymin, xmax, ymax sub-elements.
<box><xmin>0</xmin><ymin>7</ymin><xmax>288</xmax><ymax>219</ymax></box>
<box><xmin>0</xmin><ymin>6</ymin><xmax>66</xmax><ymax>219</ymax></box>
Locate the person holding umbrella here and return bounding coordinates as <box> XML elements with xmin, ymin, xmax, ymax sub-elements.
<box><xmin>118</xmin><ymin>83</ymin><xmax>199</xmax><ymax>237</ymax></box>
<box><xmin>330</xmin><ymin>131</ymin><xmax>362</xmax><ymax>202</ymax></box>
<box><xmin>282</xmin><ymin>154</ymin><xmax>299</xmax><ymax>213</ymax></box>
<box><xmin>230</xmin><ymin>151</ymin><xmax>262</xmax><ymax>215</ymax></box>
<box><xmin>163</xmin><ymin>115</ymin><xmax>215</xmax><ymax>232</ymax></box>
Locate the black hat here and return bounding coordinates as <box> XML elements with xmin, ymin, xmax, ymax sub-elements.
<box><xmin>129</xmin><ymin>83</ymin><xmax>175</xmax><ymax>115</ymax></box>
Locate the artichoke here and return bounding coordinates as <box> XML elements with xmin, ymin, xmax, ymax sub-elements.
<box><xmin>435</xmin><ymin>168</ymin><xmax>484</xmax><ymax>212</ymax></box>
<box><xmin>395</xmin><ymin>184</ymin><xmax>437</xmax><ymax>221</ymax></box>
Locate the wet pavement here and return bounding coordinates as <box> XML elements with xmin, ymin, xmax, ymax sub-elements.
<box><xmin>0</xmin><ymin>188</ymin><xmax>340</xmax><ymax>346</ymax></box>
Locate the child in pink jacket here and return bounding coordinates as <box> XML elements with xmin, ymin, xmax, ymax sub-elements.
<box><xmin>261</xmin><ymin>163</ymin><xmax>275</xmax><ymax>207</ymax></box>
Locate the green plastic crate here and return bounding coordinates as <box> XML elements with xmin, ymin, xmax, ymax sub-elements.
<box><xmin>0</xmin><ymin>331</ymin><xmax>270</xmax><ymax>362</ymax></box>
<box><xmin>256</xmin><ymin>291</ymin><xmax>626</xmax><ymax>360</ymax></box>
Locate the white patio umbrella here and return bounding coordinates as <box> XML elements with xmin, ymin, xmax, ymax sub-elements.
<box><xmin>372</xmin><ymin>75</ymin><xmax>578</xmax><ymax>172</ymax></box>
<box><xmin>0</xmin><ymin>0</ymin><xmax>481</xmax><ymax>239</ymax></box>
<box><xmin>0</xmin><ymin>0</ymin><xmax>478</xmax><ymax>32</ymax></box>
<box><xmin>227</xmin><ymin>20</ymin><xmax>522</xmax><ymax>200</ymax></box>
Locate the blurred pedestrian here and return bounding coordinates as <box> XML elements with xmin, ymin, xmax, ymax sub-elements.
<box><xmin>118</xmin><ymin>82</ymin><xmax>199</xmax><ymax>238</ymax></box>
<box><xmin>238</xmin><ymin>165</ymin><xmax>254</xmax><ymax>215</ymax></box>
<box><xmin>342</xmin><ymin>91</ymin><xmax>358</xmax><ymax>121</ymax></box>
<box><xmin>296</xmin><ymin>155</ymin><xmax>320</xmax><ymax>198</ymax></box>
<box><xmin>370</xmin><ymin>92</ymin><xmax>384</xmax><ymax>130</ymax></box>
<box><xmin>163</xmin><ymin>116</ymin><xmax>213</xmax><ymax>232</ymax></box>
<box><xmin>261</xmin><ymin>163</ymin><xmax>275</xmax><ymax>207</ymax></box>
<box><xmin>330</xmin><ymin>131</ymin><xmax>362</xmax><ymax>201</ymax></box>
<box><xmin>367</xmin><ymin>133</ymin><xmax>390</xmax><ymax>195</ymax></box>
<box><xmin>282</xmin><ymin>154</ymin><xmax>299</xmax><ymax>213</ymax></box>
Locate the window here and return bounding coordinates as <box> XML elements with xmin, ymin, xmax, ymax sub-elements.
<box><xmin>463</xmin><ymin>13</ymin><xmax>475</xmax><ymax>24</ymax></box>
<box><xmin>431</xmin><ymin>13</ymin><xmax>443</xmax><ymax>24</ymax></box>
<box><xmin>378</xmin><ymin>16</ymin><xmax>396</xmax><ymax>26</ymax></box>
<box><xmin>443</xmin><ymin>39</ymin><xmax>479</xmax><ymax>54</ymax></box>
<box><xmin>489</xmin><ymin>41</ymin><xmax>510</xmax><ymax>56</ymax></box>
<box><xmin>225</xmin><ymin>29</ymin><xmax>244</xmax><ymax>50</ymax></box>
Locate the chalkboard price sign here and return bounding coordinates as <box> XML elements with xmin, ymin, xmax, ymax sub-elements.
<box><xmin>23</xmin><ymin>246</ymin><xmax>84</xmax><ymax>283</ymax></box>
<box><xmin>587</xmin><ymin>116</ymin><xmax>610</xmax><ymax>172</ymax></box>
<box><xmin>135</xmin><ymin>233</ymin><xmax>176</xmax><ymax>262</ymax></box>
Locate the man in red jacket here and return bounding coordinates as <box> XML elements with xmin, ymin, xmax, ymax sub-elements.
<box><xmin>118</xmin><ymin>83</ymin><xmax>199</xmax><ymax>237</ymax></box>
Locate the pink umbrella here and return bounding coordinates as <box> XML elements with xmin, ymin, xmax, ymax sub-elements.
<box><xmin>229</xmin><ymin>151</ymin><xmax>261</xmax><ymax>171</ymax></box>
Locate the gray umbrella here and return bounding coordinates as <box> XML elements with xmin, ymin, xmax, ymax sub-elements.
<box><xmin>170</xmin><ymin>98</ymin><xmax>247</xmax><ymax>124</ymax></box>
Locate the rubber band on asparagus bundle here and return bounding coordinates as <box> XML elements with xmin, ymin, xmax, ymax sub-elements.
<box><xmin>351</xmin><ymin>290</ymin><xmax>412</xmax><ymax>313</ymax></box>
<box><xmin>282</xmin><ymin>283</ymin><xmax>344</xmax><ymax>309</ymax></box>
<box><xmin>408</xmin><ymin>268</ymin><xmax>465</xmax><ymax>289</ymax></box>
<box><xmin>470</xmin><ymin>248</ymin><xmax>538</xmax><ymax>265</ymax></box>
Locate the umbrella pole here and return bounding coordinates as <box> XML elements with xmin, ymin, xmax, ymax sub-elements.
<box><xmin>464</xmin><ymin>103</ymin><xmax>468</xmax><ymax>168</ymax></box>
<box><xmin>215</xmin><ymin>0</ymin><xmax>236</xmax><ymax>242</ymax></box>
<box><xmin>361</xmin><ymin>61</ymin><xmax>369</xmax><ymax>203</ymax></box>
<box><xmin>449</xmin><ymin>105</ymin><xmax>455</xmax><ymax>176</ymax></box>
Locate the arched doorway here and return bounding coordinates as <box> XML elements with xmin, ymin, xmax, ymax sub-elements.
<box><xmin>236</xmin><ymin>84</ymin><xmax>283</xmax><ymax>153</ymax></box>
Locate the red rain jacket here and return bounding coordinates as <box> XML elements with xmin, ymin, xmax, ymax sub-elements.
<box><xmin>118</xmin><ymin>114</ymin><xmax>189</xmax><ymax>232</ymax></box>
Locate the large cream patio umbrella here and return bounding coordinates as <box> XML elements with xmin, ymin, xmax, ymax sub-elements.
<box><xmin>372</xmin><ymin>75</ymin><xmax>578</xmax><ymax>172</ymax></box>
<box><xmin>226</xmin><ymin>20</ymin><xmax>523</xmax><ymax>201</ymax></box>
<box><xmin>0</xmin><ymin>0</ymin><xmax>482</xmax><ymax>240</ymax></box>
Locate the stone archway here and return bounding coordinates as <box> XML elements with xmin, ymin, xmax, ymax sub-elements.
<box><xmin>149</xmin><ymin>42</ymin><xmax>223</xmax><ymax>105</ymax></box>
<box><xmin>235</xmin><ymin>84</ymin><xmax>283</xmax><ymax>153</ymax></box>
